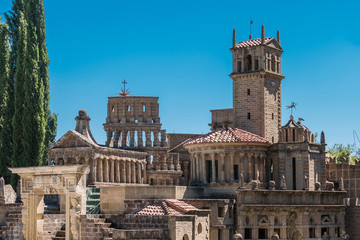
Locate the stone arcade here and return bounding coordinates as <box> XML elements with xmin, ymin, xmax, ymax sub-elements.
<box><xmin>1</xmin><ymin>26</ymin><xmax>359</xmax><ymax>240</ymax></box>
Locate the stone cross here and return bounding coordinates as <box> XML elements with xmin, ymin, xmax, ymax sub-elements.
<box><xmin>280</xmin><ymin>175</ymin><xmax>287</xmax><ymax>190</ymax></box>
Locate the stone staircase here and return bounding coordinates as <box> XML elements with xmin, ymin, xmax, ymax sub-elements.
<box><xmin>86</xmin><ymin>187</ymin><xmax>100</xmax><ymax>214</ymax></box>
<box><xmin>1</xmin><ymin>211</ymin><xmax>23</xmax><ymax>239</ymax></box>
<box><xmin>52</xmin><ymin>224</ymin><xmax>65</xmax><ymax>240</ymax></box>
<box><xmin>87</xmin><ymin>215</ymin><xmax>114</xmax><ymax>239</ymax></box>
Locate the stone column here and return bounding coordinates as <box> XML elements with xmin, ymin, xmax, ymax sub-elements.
<box><xmin>104</xmin><ymin>158</ymin><xmax>109</xmax><ymax>182</ymax></box>
<box><xmin>132</xmin><ymin>162</ymin><xmax>136</xmax><ymax>183</ymax></box>
<box><xmin>174</xmin><ymin>154</ymin><xmax>181</xmax><ymax>171</ymax></box>
<box><xmin>142</xmin><ymin>162</ymin><xmax>147</xmax><ymax>184</ymax></box>
<box><xmin>219</xmin><ymin>153</ymin><xmax>225</xmax><ymax>183</ymax></box>
<box><xmin>153</xmin><ymin>130</ymin><xmax>160</xmax><ymax>147</ymax></box>
<box><xmin>106</xmin><ymin>130</ymin><xmax>113</xmax><ymax>147</ymax></box>
<box><xmin>146</xmin><ymin>155</ymin><xmax>151</xmax><ymax>170</ymax></box>
<box><xmin>121</xmin><ymin>161</ymin><xmax>126</xmax><ymax>183</ymax></box>
<box><xmin>190</xmin><ymin>154</ymin><xmax>195</xmax><ymax>184</ymax></box>
<box><xmin>239</xmin><ymin>153</ymin><xmax>244</xmax><ymax>183</ymax></box>
<box><xmin>97</xmin><ymin>158</ymin><xmax>103</xmax><ymax>182</ymax></box>
<box><xmin>126</xmin><ymin>161</ymin><xmax>131</xmax><ymax>183</ymax></box>
<box><xmin>201</xmin><ymin>154</ymin><xmax>206</xmax><ymax>183</ymax></box>
<box><xmin>230</xmin><ymin>152</ymin><xmax>235</xmax><ymax>182</ymax></box>
<box><xmin>254</xmin><ymin>154</ymin><xmax>259</xmax><ymax>181</ymax></box>
<box><xmin>113</xmin><ymin>131</ymin><xmax>120</xmax><ymax>148</ymax></box>
<box><xmin>115</xmin><ymin>160</ymin><xmax>120</xmax><ymax>183</ymax></box>
<box><xmin>168</xmin><ymin>154</ymin><xmax>174</xmax><ymax>170</ymax></box>
<box><xmin>248</xmin><ymin>153</ymin><xmax>253</xmax><ymax>181</ymax></box>
<box><xmin>129</xmin><ymin>130</ymin><xmax>135</xmax><ymax>147</ymax></box>
<box><xmin>162</xmin><ymin>154</ymin><xmax>168</xmax><ymax>170</ymax></box>
<box><xmin>122</xmin><ymin>130</ymin><xmax>128</xmax><ymax>147</ymax></box>
<box><xmin>137</xmin><ymin>130</ymin><xmax>143</xmax><ymax>147</ymax></box>
<box><xmin>160</xmin><ymin>129</ymin><xmax>167</xmax><ymax>147</ymax></box>
<box><xmin>211</xmin><ymin>153</ymin><xmax>216</xmax><ymax>183</ymax></box>
<box><xmin>110</xmin><ymin>159</ymin><xmax>115</xmax><ymax>183</ymax></box>
<box><xmin>194</xmin><ymin>154</ymin><xmax>199</xmax><ymax>182</ymax></box>
<box><xmin>154</xmin><ymin>154</ymin><xmax>161</xmax><ymax>170</ymax></box>
<box><xmin>137</xmin><ymin>162</ymin><xmax>142</xmax><ymax>183</ymax></box>
<box><xmin>145</xmin><ymin>130</ymin><xmax>151</xmax><ymax>147</ymax></box>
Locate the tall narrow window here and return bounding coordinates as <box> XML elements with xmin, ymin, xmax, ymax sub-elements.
<box><xmin>246</xmin><ymin>55</ymin><xmax>252</xmax><ymax>71</ymax></box>
<box><xmin>247</xmin><ymin>89</ymin><xmax>251</xmax><ymax>95</ymax></box>
<box><xmin>127</xmin><ymin>105</ymin><xmax>130</xmax><ymax>111</ymax></box>
<box><xmin>272</xmin><ymin>113</ymin><xmax>274</xmax><ymax>119</ymax></box>
<box><xmin>293</xmin><ymin>129</ymin><xmax>296</xmax><ymax>142</ymax></box>
<box><xmin>237</xmin><ymin>61</ymin><xmax>242</xmax><ymax>73</ymax></box>
<box><xmin>248</xmin><ymin>112</ymin><xmax>251</xmax><ymax>119</ymax></box>
<box><xmin>292</xmin><ymin>157</ymin><xmax>296</xmax><ymax>190</ymax></box>
<box><xmin>255</xmin><ymin>59</ymin><xmax>259</xmax><ymax>70</ymax></box>
<box><xmin>245</xmin><ymin>229</ymin><xmax>252</xmax><ymax>239</ymax></box>
<box><xmin>143</xmin><ymin>105</ymin><xmax>146</xmax><ymax>112</ymax></box>
<box><xmin>271</xmin><ymin>54</ymin><xmax>276</xmax><ymax>72</ymax></box>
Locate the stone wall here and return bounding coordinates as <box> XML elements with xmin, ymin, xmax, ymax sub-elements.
<box><xmin>345</xmin><ymin>199</ymin><xmax>360</xmax><ymax>239</ymax></box>
<box><xmin>43</xmin><ymin>214</ymin><xmax>65</xmax><ymax>240</ymax></box>
<box><xmin>4</xmin><ymin>185</ymin><xmax>16</xmax><ymax>204</ymax></box>
<box><xmin>0</xmin><ymin>203</ymin><xmax>23</xmax><ymax>240</ymax></box>
<box><xmin>112</xmin><ymin>228</ymin><xmax>170</xmax><ymax>239</ymax></box>
<box><xmin>209</xmin><ymin>108</ymin><xmax>234</xmax><ymax>131</ymax></box>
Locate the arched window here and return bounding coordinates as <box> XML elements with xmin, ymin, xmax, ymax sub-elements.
<box><xmin>183</xmin><ymin>234</ymin><xmax>189</xmax><ymax>240</ymax></box>
<box><xmin>246</xmin><ymin>55</ymin><xmax>252</xmax><ymax>71</ymax></box>
<box><xmin>198</xmin><ymin>223</ymin><xmax>202</xmax><ymax>234</ymax></box>
<box><xmin>271</xmin><ymin>54</ymin><xmax>276</xmax><ymax>72</ymax></box>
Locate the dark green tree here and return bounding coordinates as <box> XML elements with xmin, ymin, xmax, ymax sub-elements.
<box><xmin>21</xmin><ymin>0</ymin><xmax>45</xmax><ymax>167</ymax></box>
<box><xmin>327</xmin><ymin>144</ymin><xmax>355</xmax><ymax>164</ymax></box>
<box><xmin>0</xmin><ymin>17</ymin><xmax>12</xmax><ymax>183</ymax></box>
<box><xmin>42</xmin><ymin>112</ymin><xmax>57</xmax><ymax>165</ymax></box>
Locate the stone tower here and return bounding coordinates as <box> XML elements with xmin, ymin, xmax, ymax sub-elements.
<box><xmin>230</xmin><ymin>25</ymin><xmax>284</xmax><ymax>143</ymax></box>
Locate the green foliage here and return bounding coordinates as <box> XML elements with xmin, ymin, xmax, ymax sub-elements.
<box><xmin>327</xmin><ymin>144</ymin><xmax>356</xmax><ymax>164</ymax></box>
<box><xmin>0</xmin><ymin>18</ymin><xmax>12</xmax><ymax>183</ymax></box>
<box><xmin>42</xmin><ymin>112</ymin><xmax>57</xmax><ymax>165</ymax></box>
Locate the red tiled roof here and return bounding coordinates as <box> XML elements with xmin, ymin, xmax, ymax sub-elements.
<box><xmin>184</xmin><ymin>127</ymin><xmax>269</xmax><ymax>146</ymax></box>
<box><xmin>234</xmin><ymin>37</ymin><xmax>273</xmax><ymax>48</ymax></box>
<box><xmin>134</xmin><ymin>200</ymin><xmax>199</xmax><ymax>216</ymax></box>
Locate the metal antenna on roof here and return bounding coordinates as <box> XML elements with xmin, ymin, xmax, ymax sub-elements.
<box><xmin>249</xmin><ymin>19</ymin><xmax>253</xmax><ymax>39</ymax></box>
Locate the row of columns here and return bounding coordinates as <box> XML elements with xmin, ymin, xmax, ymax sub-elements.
<box><xmin>106</xmin><ymin>129</ymin><xmax>167</xmax><ymax>148</ymax></box>
<box><xmin>96</xmin><ymin>158</ymin><xmax>145</xmax><ymax>184</ymax></box>
<box><xmin>146</xmin><ymin>153</ymin><xmax>181</xmax><ymax>171</ymax></box>
<box><xmin>190</xmin><ymin>152</ymin><xmax>266</xmax><ymax>184</ymax></box>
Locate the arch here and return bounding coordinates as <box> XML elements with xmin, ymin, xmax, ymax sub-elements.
<box><xmin>271</xmin><ymin>54</ymin><xmax>276</xmax><ymax>72</ymax></box>
<box><xmin>183</xmin><ymin>234</ymin><xmax>189</xmax><ymax>240</ymax></box>
<box><xmin>246</xmin><ymin>55</ymin><xmax>252</xmax><ymax>71</ymax></box>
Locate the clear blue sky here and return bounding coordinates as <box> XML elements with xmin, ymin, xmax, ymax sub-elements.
<box><xmin>1</xmin><ymin>0</ymin><xmax>360</xmax><ymax>150</ymax></box>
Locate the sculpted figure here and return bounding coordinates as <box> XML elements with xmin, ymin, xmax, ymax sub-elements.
<box><xmin>304</xmin><ymin>175</ymin><xmax>309</xmax><ymax>190</ymax></box>
<box><xmin>239</xmin><ymin>173</ymin><xmax>245</xmax><ymax>189</ymax></box>
<box><xmin>280</xmin><ymin>175</ymin><xmax>287</xmax><ymax>190</ymax></box>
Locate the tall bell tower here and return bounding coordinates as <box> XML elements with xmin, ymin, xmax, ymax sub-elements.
<box><xmin>230</xmin><ymin>25</ymin><xmax>285</xmax><ymax>143</ymax></box>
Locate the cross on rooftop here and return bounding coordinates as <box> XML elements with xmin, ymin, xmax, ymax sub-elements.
<box><xmin>122</xmin><ymin>80</ymin><xmax>127</xmax><ymax>91</ymax></box>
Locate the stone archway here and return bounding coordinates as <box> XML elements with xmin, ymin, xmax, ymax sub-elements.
<box><xmin>10</xmin><ymin>165</ymin><xmax>89</xmax><ymax>240</ymax></box>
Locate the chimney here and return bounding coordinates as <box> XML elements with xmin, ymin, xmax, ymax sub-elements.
<box><xmin>277</xmin><ymin>30</ymin><xmax>281</xmax><ymax>46</ymax></box>
<box><xmin>233</xmin><ymin>28</ymin><xmax>236</xmax><ymax>48</ymax></box>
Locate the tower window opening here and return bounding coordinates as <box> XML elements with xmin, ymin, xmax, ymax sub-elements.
<box><xmin>111</xmin><ymin>106</ymin><xmax>115</xmax><ymax>112</ymax></box>
<box><xmin>237</xmin><ymin>61</ymin><xmax>241</xmax><ymax>73</ymax></box>
<box><xmin>127</xmin><ymin>105</ymin><xmax>130</xmax><ymax>111</ymax></box>
<box><xmin>247</xmin><ymin>89</ymin><xmax>250</xmax><ymax>95</ymax></box>
<box><xmin>143</xmin><ymin>105</ymin><xmax>146</xmax><ymax>112</ymax></box>
<box><xmin>246</xmin><ymin>55</ymin><xmax>252</xmax><ymax>71</ymax></box>
<box><xmin>272</xmin><ymin>113</ymin><xmax>274</xmax><ymax>120</ymax></box>
<box><xmin>272</xmin><ymin>136</ymin><xmax>274</xmax><ymax>143</ymax></box>
<box><xmin>274</xmin><ymin>94</ymin><xmax>277</xmax><ymax>101</ymax></box>
<box><xmin>271</xmin><ymin>54</ymin><xmax>276</xmax><ymax>72</ymax></box>
<box><xmin>292</xmin><ymin>129</ymin><xmax>296</xmax><ymax>142</ymax></box>
<box><xmin>277</xmin><ymin>62</ymin><xmax>280</xmax><ymax>73</ymax></box>
<box><xmin>247</xmin><ymin>112</ymin><xmax>251</xmax><ymax>119</ymax></box>
<box><xmin>255</xmin><ymin>59</ymin><xmax>259</xmax><ymax>70</ymax></box>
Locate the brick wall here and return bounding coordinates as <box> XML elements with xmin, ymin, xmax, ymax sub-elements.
<box><xmin>43</xmin><ymin>214</ymin><xmax>65</xmax><ymax>240</ymax></box>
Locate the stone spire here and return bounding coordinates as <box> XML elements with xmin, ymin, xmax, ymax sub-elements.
<box><xmin>261</xmin><ymin>25</ymin><xmax>265</xmax><ymax>44</ymax></box>
<box><xmin>233</xmin><ymin>28</ymin><xmax>237</xmax><ymax>48</ymax></box>
<box><xmin>277</xmin><ymin>30</ymin><xmax>281</xmax><ymax>46</ymax></box>
<box><xmin>321</xmin><ymin>131</ymin><xmax>325</xmax><ymax>144</ymax></box>
<box><xmin>75</xmin><ymin>109</ymin><xmax>97</xmax><ymax>144</ymax></box>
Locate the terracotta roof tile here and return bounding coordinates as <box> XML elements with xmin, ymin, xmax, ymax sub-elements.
<box><xmin>234</xmin><ymin>37</ymin><xmax>273</xmax><ymax>48</ymax></box>
<box><xmin>165</xmin><ymin>199</ymin><xmax>199</xmax><ymax>213</ymax></box>
<box><xmin>184</xmin><ymin>127</ymin><xmax>268</xmax><ymax>146</ymax></box>
<box><xmin>133</xmin><ymin>200</ymin><xmax>199</xmax><ymax>216</ymax></box>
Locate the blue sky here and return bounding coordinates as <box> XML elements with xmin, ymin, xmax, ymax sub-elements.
<box><xmin>1</xmin><ymin>0</ymin><xmax>360</xmax><ymax>149</ymax></box>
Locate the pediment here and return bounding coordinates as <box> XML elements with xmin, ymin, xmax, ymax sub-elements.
<box><xmin>265</xmin><ymin>39</ymin><xmax>283</xmax><ymax>51</ymax></box>
<box><xmin>48</xmin><ymin>130</ymin><xmax>99</xmax><ymax>150</ymax></box>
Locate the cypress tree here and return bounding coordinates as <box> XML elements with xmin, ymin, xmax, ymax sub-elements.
<box><xmin>10</xmin><ymin>11</ymin><xmax>26</xmax><ymax>185</ymax></box>
<box><xmin>0</xmin><ymin>18</ymin><xmax>12</xmax><ymax>183</ymax></box>
<box><xmin>42</xmin><ymin>112</ymin><xmax>57</xmax><ymax>165</ymax></box>
<box><xmin>21</xmin><ymin>0</ymin><xmax>45</xmax><ymax>167</ymax></box>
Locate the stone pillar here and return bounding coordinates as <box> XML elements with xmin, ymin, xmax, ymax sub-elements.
<box><xmin>154</xmin><ymin>154</ymin><xmax>161</xmax><ymax>170</ymax></box>
<box><xmin>230</xmin><ymin>152</ymin><xmax>235</xmax><ymax>182</ymax></box>
<box><xmin>132</xmin><ymin>162</ymin><xmax>136</xmax><ymax>183</ymax></box>
<box><xmin>160</xmin><ymin>129</ymin><xmax>167</xmax><ymax>147</ymax></box>
<box><xmin>211</xmin><ymin>153</ymin><xmax>216</xmax><ymax>183</ymax></box>
<box><xmin>201</xmin><ymin>154</ymin><xmax>206</xmax><ymax>183</ymax></box>
<box><xmin>137</xmin><ymin>130</ymin><xmax>143</xmax><ymax>147</ymax></box>
<box><xmin>239</xmin><ymin>153</ymin><xmax>244</xmax><ymax>183</ymax></box>
<box><xmin>142</xmin><ymin>162</ymin><xmax>147</xmax><ymax>184</ymax></box>
<box><xmin>110</xmin><ymin>159</ymin><xmax>115</xmax><ymax>183</ymax></box>
<box><xmin>174</xmin><ymin>154</ymin><xmax>181</xmax><ymax>171</ymax></box>
<box><xmin>195</xmin><ymin>154</ymin><xmax>199</xmax><ymax>182</ymax></box>
<box><xmin>168</xmin><ymin>154</ymin><xmax>175</xmax><ymax>170</ymax></box>
<box><xmin>106</xmin><ymin>130</ymin><xmax>113</xmax><ymax>147</ymax></box>
<box><xmin>113</xmin><ymin>131</ymin><xmax>120</xmax><ymax>148</ymax></box>
<box><xmin>97</xmin><ymin>158</ymin><xmax>103</xmax><ymax>182</ymax></box>
<box><xmin>248</xmin><ymin>154</ymin><xmax>253</xmax><ymax>181</ymax></box>
<box><xmin>254</xmin><ymin>154</ymin><xmax>259</xmax><ymax>181</ymax></box>
<box><xmin>137</xmin><ymin>162</ymin><xmax>142</xmax><ymax>183</ymax></box>
<box><xmin>129</xmin><ymin>130</ymin><xmax>135</xmax><ymax>147</ymax></box>
<box><xmin>145</xmin><ymin>130</ymin><xmax>151</xmax><ymax>147</ymax></box>
<box><xmin>126</xmin><ymin>161</ymin><xmax>131</xmax><ymax>183</ymax></box>
<box><xmin>122</xmin><ymin>130</ymin><xmax>128</xmax><ymax>147</ymax></box>
<box><xmin>219</xmin><ymin>153</ymin><xmax>225</xmax><ymax>183</ymax></box>
<box><xmin>190</xmin><ymin>154</ymin><xmax>195</xmax><ymax>184</ymax></box>
<box><xmin>162</xmin><ymin>154</ymin><xmax>168</xmax><ymax>170</ymax></box>
<box><xmin>104</xmin><ymin>158</ymin><xmax>109</xmax><ymax>182</ymax></box>
<box><xmin>115</xmin><ymin>160</ymin><xmax>120</xmax><ymax>183</ymax></box>
<box><xmin>146</xmin><ymin>155</ymin><xmax>151</xmax><ymax>170</ymax></box>
<box><xmin>121</xmin><ymin>161</ymin><xmax>126</xmax><ymax>183</ymax></box>
<box><xmin>154</xmin><ymin>130</ymin><xmax>160</xmax><ymax>147</ymax></box>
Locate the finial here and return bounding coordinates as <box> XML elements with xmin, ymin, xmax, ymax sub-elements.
<box><xmin>249</xmin><ymin>34</ymin><xmax>252</xmax><ymax>40</ymax></box>
<box><xmin>277</xmin><ymin>30</ymin><xmax>281</xmax><ymax>46</ymax></box>
<box><xmin>233</xmin><ymin>28</ymin><xmax>236</xmax><ymax>48</ymax></box>
<box><xmin>249</xmin><ymin>19</ymin><xmax>253</xmax><ymax>40</ymax></box>
<box><xmin>119</xmin><ymin>79</ymin><xmax>130</xmax><ymax>96</ymax></box>
<box><xmin>261</xmin><ymin>25</ymin><xmax>265</xmax><ymax>44</ymax></box>
<box><xmin>290</xmin><ymin>114</ymin><xmax>294</xmax><ymax>120</ymax></box>
<box><xmin>321</xmin><ymin>131</ymin><xmax>325</xmax><ymax>144</ymax></box>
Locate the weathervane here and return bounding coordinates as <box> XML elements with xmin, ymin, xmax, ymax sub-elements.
<box><xmin>286</xmin><ymin>101</ymin><xmax>297</xmax><ymax>115</ymax></box>
<box><xmin>118</xmin><ymin>79</ymin><xmax>130</xmax><ymax>96</ymax></box>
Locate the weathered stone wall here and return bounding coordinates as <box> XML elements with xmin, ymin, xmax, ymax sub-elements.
<box><xmin>209</xmin><ymin>108</ymin><xmax>234</xmax><ymax>131</ymax></box>
<box><xmin>43</xmin><ymin>214</ymin><xmax>65</xmax><ymax>240</ymax></box>
<box><xmin>112</xmin><ymin>228</ymin><xmax>170</xmax><ymax>239</ymax></box>
<box><xmin>4</xmin><ymin>185</ymin><xmax>16</xmax><ymax>204</ymax></box>
<box><xmin>169</xmin><ymin>215</ymin><xmax>194</xmax><ymax>240</ymax></box>
<box><xmin>0</xmin><ymin>203</ymin><xmax>23</xmax><ymax>240</ymax></box>
<box><xmin>345</xmin><ymin>200</ymin><xmax>360</xmax><ymax>239</ymax></box>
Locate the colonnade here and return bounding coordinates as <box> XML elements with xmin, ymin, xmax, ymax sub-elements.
<box><xmin>190</xmin><ymin>152</ymin><xmax>266</xmax><ymax>184</ymax></box>
<box><xmin>146</xmin><ymin>153</ymin><xmax>181</xmax><ymax>171</ymax></box>
<box><xmin>105</xmin><ymin>129</ymin><xmax>167</xmax><ymax>148</ymax></box>
<box><xmin>51</xmin><ymin>156</ymin><xmax>146</xmax><ymax>185</ymax></box>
